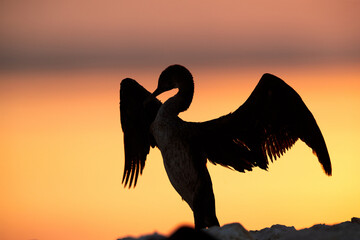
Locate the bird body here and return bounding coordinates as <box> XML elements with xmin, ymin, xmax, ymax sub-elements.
<box><xmin>149</xmin><ymin>77</ymin><xmax>220</xmax><ymax>227</ymax></box>
<box><xmin>151</xmin><ymin>113</ymin><xmax>199</xmax><ymax>207</ymax></box>
<box><xmin>120</xmin><ymin>65</ymin><xmax>331</xmax><ymax>229</ymax></box>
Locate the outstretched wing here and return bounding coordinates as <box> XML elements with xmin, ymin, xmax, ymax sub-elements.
<box><xmin>197</xmin><ymin>73</ymin><xmax>332</xmax><ymax>175</ymax></box>
<box><xmin>120</xmin><ymin>78</ymin><xmax>162</xmax><ymax>188</ymax></box>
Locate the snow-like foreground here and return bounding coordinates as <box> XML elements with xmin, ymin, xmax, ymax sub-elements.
<box><xmin>118</xmin><ymin>217</ymin><xmax>360</xmax><ymax>240</ymax></box>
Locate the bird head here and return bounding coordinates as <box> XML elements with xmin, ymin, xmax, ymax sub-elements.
<box><xmin>152</xmin><ymin>64</ymin><xmax>193</xmax><ymax>97</ymax></box>
<box><xmin>143</xmin><ymin>65</ymin><xmax>193</xmax><ymax>108</ymax></box>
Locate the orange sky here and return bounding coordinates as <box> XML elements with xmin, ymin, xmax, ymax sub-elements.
<box><xmin>1</xmin><ymin>63</ymin><xmax>360</xmax><ymax>240</ymax></box>
<box><xmin>0</xmin><ymin>1</ymin><xmax>360</xmax><ymax>239</ymax></box>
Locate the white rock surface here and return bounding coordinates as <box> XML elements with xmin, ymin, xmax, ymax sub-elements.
<box><xmin>118</xmin><ymin>217</ymin><xmax>360</xmax><ymax>240</ymax></box>
<box><xmin>119</xmin><ymin>232</ymin><xmax>166</xmax><ymax>240</ymax></box>
<box><xmin>205</xmin><ymin>223</ymin><xmax>253</xmax><ymax>240</ymax></box>
<box><xmin>251</xmin><ymin>217</ymin><xmax>360</xmax><ymax>240</ymax></box>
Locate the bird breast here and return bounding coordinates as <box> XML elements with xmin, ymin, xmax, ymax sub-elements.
<box><xmin>150</xmin><ymin>113</ymin><xmax>200</xmax><ymax>209</ymax></box>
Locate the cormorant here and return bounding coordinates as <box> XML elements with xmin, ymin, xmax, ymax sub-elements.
<box><xmin>120</xmin><ymin>64</ymin><xmax>331</xmax><ymax>229</ymax></box>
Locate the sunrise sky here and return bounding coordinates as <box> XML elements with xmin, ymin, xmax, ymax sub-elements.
<box><xmin>1</xmin><ymin>1</ymin><xmax>360</xmax><ymax>240</ymax></box>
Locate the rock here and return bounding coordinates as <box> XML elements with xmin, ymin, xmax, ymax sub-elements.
<box><xmin>118</xmin><ymin>217</ymin><xmax>360</xmax><ymax>240</ymax></box>
<box><xmin>168</xmin><ymin>226</ymin><xmax>217</xmax><ymax>240</ymax></box>
<box><xmin>251</xmin><ymin>224</ymin><xmax>296</xmax><ymax>240</ymax></box>
<box><xmin>352</xmin><ymin>217</ymin><xmax>360</xmax><ymax>224</ymax></box>
<box><xmin>118</xmin><ymin>232</ymin><xmax>166</xmax><ymax>240</ymax></box>
<box><xmin>205</xmin><ymin>223</ymin><xmax>254</xmax><ymax>240</ymax></box>
<box><xmin>251</xmin><ymin>217</ymin><xmax>360</xmax><ymax>240</ymax></box>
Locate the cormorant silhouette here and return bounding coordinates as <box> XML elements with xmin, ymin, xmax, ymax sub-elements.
<box><xmin>120</xmin><ymin>64</ymin><xmax>331</xmax><ymax>229</ymax></box>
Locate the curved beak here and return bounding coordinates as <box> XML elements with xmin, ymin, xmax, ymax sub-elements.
<box><xmin>151</xmin><ymin>87</ymin><xmax>163</xmax><ymax>98</ymax></box>
<box><xmin>143</xmin><ymin>87</ymin><xmax>163</xmax><ymax>107</ymax></box>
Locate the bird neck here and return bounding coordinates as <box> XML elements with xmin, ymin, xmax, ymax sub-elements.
<box><xmin>163</xmin><ymin>78</ymin><xmax>194</xmax><ymax>116</ymax></box>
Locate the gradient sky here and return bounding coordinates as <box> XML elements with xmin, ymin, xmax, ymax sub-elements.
<box><xmin>1</xmin><ymin>1</ymin><xmax>360</xmax><ymax>240</ymax></box>
<box><xmin>0</xmin><ymin>0</ymin><xmax>359</xmax><ymax>69</ymax></box>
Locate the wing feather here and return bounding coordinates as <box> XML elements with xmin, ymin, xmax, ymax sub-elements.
<box><xmin>120</xmin><ymin>78</ymin><xmax>162</xmax><ymax>188</ymax></box>
<box><xmin>197</xmin><ymin>73</ymin><xmax>332</xmax><ymax>175</ymax></box>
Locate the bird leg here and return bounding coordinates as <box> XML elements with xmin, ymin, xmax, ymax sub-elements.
<box><xmin>192</xmin><ymin>169</ymin><xmax>220</xmax><ymax>229</ymax></box>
